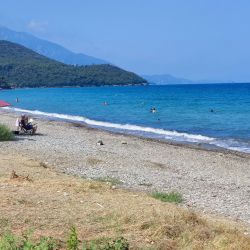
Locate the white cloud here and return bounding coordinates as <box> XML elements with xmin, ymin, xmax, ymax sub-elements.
<box><xmin>27</xmin><ymin>20</ymin><xmax>48</xmax><ymax>33</ymax></box>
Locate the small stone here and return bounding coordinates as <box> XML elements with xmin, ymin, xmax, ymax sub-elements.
<box><xmin>97</xmin><ymin>140</ymin><xmax>104</xmax><ymax>146</ymax></box>
<box><xmin>121</xmin><ymin>141</ymin><xmax>127</xmax><ymax>144</ymax></box>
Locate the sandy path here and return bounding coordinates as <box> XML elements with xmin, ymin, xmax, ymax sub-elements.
<box><xmin>1</xmin><ymin>111</ymin><xmax>250</xmax><ymax>225</ymax></box>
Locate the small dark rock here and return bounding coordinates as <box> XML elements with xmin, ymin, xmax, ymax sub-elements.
<box><xmin>97</xmin><ymin>140</ymin><xmax>104</xmax><ymax>146</ymax></box>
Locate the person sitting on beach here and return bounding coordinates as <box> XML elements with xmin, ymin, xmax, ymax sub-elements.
<box><xmin>19</xmin><ymin>115</ymin><xmax>37</xmax><ymax>134</ymax></box>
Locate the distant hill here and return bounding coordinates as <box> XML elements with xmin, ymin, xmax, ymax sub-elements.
<box><xmin>142</xmin><ymin>74</ymin><xmax>194</xmax><ymax>85</ymax></box>
<box><xmin>0</xmin><ymin>40</ymin><xmax>146</xmax><ymax>88</ymax></box>
<box><xmin>0</xmin><ymin>26</ymin><xmax>108</xmax><ymax>65</ymax></box>
<box><xmin>0</xmin><ymin>76</ymin><xmax>11</xmax><ymax>89</ymax></box>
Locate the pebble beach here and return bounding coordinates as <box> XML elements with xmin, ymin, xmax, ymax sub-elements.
<box><xmin>1</xmin><ymin>110</ymin><xmax>250</xmax><ymax>226</ymax></box>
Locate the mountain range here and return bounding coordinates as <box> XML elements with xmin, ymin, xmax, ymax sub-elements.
<box><xmin>0</xmin><ymin>26</ymin><xmax>108</xmax><ymax>65</ymax></box>
<box><xmin>0</xmin><ymin>40</ymin><xmax>146</xmax><ymax>88</ymax></box>
<box><xmin>142</xmin><ymin>74</ymin><xmax>194</xmax><ymax>85</ymax></box>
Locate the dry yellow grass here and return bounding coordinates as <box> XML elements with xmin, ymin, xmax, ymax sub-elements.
<box><xmin>0</xmin><ymin>153</ymin><xmax>249</xmax><ymax>249</ymax></box>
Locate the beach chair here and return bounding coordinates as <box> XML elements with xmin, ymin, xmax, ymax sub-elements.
<box><xmin>19</xmin><ymin>122</ymin><xmax>37</xmax><ymax>135</ymax></box>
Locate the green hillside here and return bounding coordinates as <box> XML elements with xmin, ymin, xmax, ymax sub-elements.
<box><xmin>0</xmin><ymin>40</ymin><xmax>147</xmax><ymax>88</ymax></box>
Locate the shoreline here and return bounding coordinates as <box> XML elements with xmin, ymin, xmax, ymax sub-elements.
<box><xmin>68</xmin><ymin>119</ymin><xmax>250</xmax><ymax>159</ymax></box>
<box><xmin>3</xmin><ymin>106</ymin><xmax>250</xmax><ymax>156</ymax></box>
<box><xmin>0</xmin><ymin>83</ymin><xmax>147</xmax><ymax>91</ymax></box>
<box><xmin>1</xmin><ymin>109</ymin><xmax>250</xmax><ymax>226</ymax></box>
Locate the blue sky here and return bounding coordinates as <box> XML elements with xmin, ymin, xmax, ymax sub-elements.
<box><xmin>1</xmin><ymin>0</ymin><xmax>250</xmax><ymax>82</ymax></box>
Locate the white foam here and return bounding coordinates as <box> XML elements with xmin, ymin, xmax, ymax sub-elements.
<box><xmin>212</xmin><ymin>140</ymin><xmax>250</xmax><ymax>153</ymax></box>
<box><xmin>4</xmin><ymin>107</ymin><xmax>250</xmax><ymax>153</ymax></box>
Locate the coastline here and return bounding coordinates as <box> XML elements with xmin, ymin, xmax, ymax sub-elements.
<box><xmin>1</xmin><ymin>109</ymin><xmax>250</xmax><ymax>226</ymax></box>
<box><xmin>0</xmin><ymin>82</ymin><xmax>148</xmax><ymax>90</ymax></box>
<box><xmin>3</xmin><ymin>105</ymin><xmax>250</xmax><ymax>154</ymax></box>
<box><xmin>3</xmin><ymin>106</ymin><xmax>250</xmax><ymax>157</ymax></box>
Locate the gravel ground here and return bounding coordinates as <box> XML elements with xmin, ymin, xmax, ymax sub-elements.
<box><xmin>1</xmin><ymin>111</ymin><xmax>250</xmax><ymax>226</ymax></box>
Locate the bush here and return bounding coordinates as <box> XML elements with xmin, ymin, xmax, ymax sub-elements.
<box><xmin>82</xmin><ymin>237</ymin><xmax>129</xmax><ymax>250</ymax></box>
<box><xmin>108</xmin><ymin>237</ymin><xmax>129</xmax><ymax>250</ymax></box>
<box><xmin>0</xmin><ymin>232</ymin><xmax>57</xmax><ymax>250</ymax></box>
<box><xmin>0</xmin><ymin>229</ymin><xmax>129</xmax><ymax>250</ymax></box>
<box><xmin>67</xmin><ymin>226</ymin><xmax>79</xmax><ymax>250</ymax></box>
<box><xmin>152</xmin><ymin>191</ymin><xmax>183</xmax><ymax>203</ymax></box>
<box><xmin>0</xmin><ymin>124</ymin><xmax>14</xmax><ymax>141</ymax></box>
<box><xmin>0</xmin><ymin>232</ymin><xmax>19</xmax><ymax>250</ymax></box>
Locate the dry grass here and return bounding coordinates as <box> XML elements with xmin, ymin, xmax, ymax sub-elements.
<box><xmin>0</xmin><ymin>153</ymin><xmax>249</xmax><ymax>249</ymax></box>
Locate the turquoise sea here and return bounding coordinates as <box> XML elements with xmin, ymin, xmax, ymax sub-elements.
<box><xmin>1</xmin><ymin>83</ymin><xmax>250</xmax><ymax>153</ymax></box>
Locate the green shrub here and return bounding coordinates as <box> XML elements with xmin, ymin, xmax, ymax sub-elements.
<box><xmin>0</xmin><ymin>124</ymin><xmax>14</xmax><ymax>141</ymax></box>
<box><xmin>0</xmin><ymin>232</ymin><xmax>19</xmax><ymax>250</ymax></box>
<box><xmin>152</xmin><ymin>191</ymin><xmax>183</xmax><ymax>203</ymax></box>
<box><xmin>82</xmin><ymin>237</ymin><xmax>129</xmax><ymax>250</ymax></box>
<box><xmin>108</xmin><ymin>237</ymin><xmax>129</xmax><ymax>250</ymax></box>
<box><xmin>67</xmin><ymin>226</ymin><xmax>79</xmax><ymax>250</ymax></box>
<box><xmin>0</xmin><ymin>229</ymin><xmax>129</xmax><ymax>250</ymax></box>
<box><xmin>0</xmin><ymin>232</ymin><xmax>57</xmax><ymax>250</ymax></box>
<box><xmin>32</xmin><ymin>237</ymin><xmax>57</xmax><ymax>250</ymax></box>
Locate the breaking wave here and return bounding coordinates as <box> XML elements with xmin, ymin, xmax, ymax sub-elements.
<box><xmin>4</xmin><ymin>107</ymin><xmax>250</xmax><ymax>153</ymax></box>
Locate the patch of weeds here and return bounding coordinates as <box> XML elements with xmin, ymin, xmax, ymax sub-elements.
<box><xmin>0</xmin><ymin>227</ymin><xmax>129</xmax><ymax>250</ymax></box>
<box><xmin>22</xmin><ymin>234</ymin><xmax>57</xmax><ymax>250</ymax></box>
<box><xmin>67</xmin><ymin>226</ymin><xmax>79</xmax><ymax>250</ymax></box>
<box><xmin>0</xmin><ymin>232</ymin><xmax>19</xmax><ymax>250</ymax></box>
<box><xmin>0</xmin><ymin>232</ymin><xmax>57</xmax><ymax>250</ymax></box>
<box><xmin>151</xmin><ymin>191</ymin><xmax>183</xmax><ymax>203</ymax></box>
<box><xmin>82</xmin><ymin>237</ymin><xmax>129</xmax><ymax>250</ymax></box>
<box><xmin>0</xmin><ymin>124</ymin><xmax>14</xmax><ymax>141</ymax></box>
<box><xmin>94</xmin><ymin>176</ymin><xmax>122</xmax><ymax>186</ymax></box>
<box><xmin>35</xmin><ymin>236</ymin><xmax>57</xmax><ymax>249</ymax></box>
<box><xmin>108</xmin><ymin>237</ymin><xmax>129</xmax><ymax>250</ymax></box>
<box><xmin>82</xmin><ymin>237</ymin><xmax>110</xmax><ymax>249</ymax></box>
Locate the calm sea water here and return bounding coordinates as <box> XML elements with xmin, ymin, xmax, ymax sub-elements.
<box><xmin>1</xmin><ymin>84</ymin><xmax>250</xmax><ymax>153</ymax></box>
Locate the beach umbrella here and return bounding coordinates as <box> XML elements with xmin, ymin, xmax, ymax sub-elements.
<box><xmin>0</xmin><ymin>100</ymin><xmax>11</xmax><ymax>107</ymax></box>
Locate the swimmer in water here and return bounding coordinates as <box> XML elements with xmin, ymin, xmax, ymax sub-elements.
<box><xmin>102</xmin><ymin>101</ymin><xmax>108</xmax><ymax>106</ymax></box>
<box><xmin>150</xmin><ymin>107</ymin><xmax>157</xmax><ymax>113</ymax></box>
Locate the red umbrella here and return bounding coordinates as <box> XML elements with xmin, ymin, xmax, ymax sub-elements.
<box><xmin>0</xmin><ymin>100</ymin><xmax>11</xmax><ymax>107</ymax></box>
